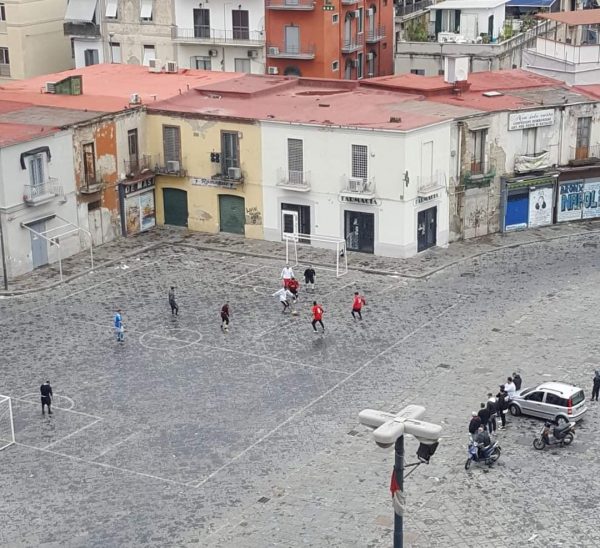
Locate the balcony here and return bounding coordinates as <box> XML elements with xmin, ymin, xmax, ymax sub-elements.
<box><xmin>341</xmin><ymin>0</ymin><xmax>360</xmax><ymax>4</ymax></box>
<box><xmin>80</xmin><ymin>176</ymin><xmax>104</xmax><ymax>195</ymax></box>
<box><xmin>463</xmin><ymin>158</ymin><xmax>495</xmax><ymax>188</ymax></box>
<box><xmin>63</xmin><ymin>21</ymin><xmax>101</xmax><ymax>37</ymax></box>
<box><xmin>124</xmin><ymin>155</ymin><xmax>153</xmax><ymax>178</ymax></box>
<box><xmin>340</xmin><ymin>176</ymin><xmax>376</xmax><ymax>202</ymax></box>
<box><xmin>417</xmin><ymin>172</ymin><xmax>446</xmax><ymax>195</ymax></box>
<box><xmin>366</xmin><ymin>26</ymin><xmax>386</xmax><ymax>44</ymax></box>
<box><xmin>568</xmin><ymin>145</ymin><xmax>600</xmax><ymax>165</ymax></box>
<box><xmin>341</xmin><ymin>35</ymin><xmax>364</xmax><ymax>53</ymax></box>
<box><xmin>0</xmin><ymin>63</ymin><xmax>10</xmax><ymax>78</ymax></box>
<box><xmin>171</xmin><ymin>27</ymin><xmax>265</xmax><ymax>46</ymax></box>
<box><xmin>267</xmin><ymin>44</ymin><xmax>315</xmax><ymax>59</ymax></box>
<box><xmin>210</xmin><ymin>168</ymin><xmax>244</xmax><ymax>188</ymax></box>
<box><xmin>277</xmin><ymin>168</ymin><xmax>311</xmax><ymax>191</ymax></box>
<box><xmin>23</xmin><ymin>179</ymin><xmax>64</xmax><ymax>206</ymax></box>
<box><xmin>154</xmin><ymin>155</ymin><xmax>187</xmax><ymax>177</ymax></box>
<box><xmin>395</xmin><ymin>0</ymin><xmax>433</xmax><ymax>18</ymax></box>
<box><xmin>266</xmin><ymin>0</ymin><xmax>315</xmax><ymax>10</ymax></box>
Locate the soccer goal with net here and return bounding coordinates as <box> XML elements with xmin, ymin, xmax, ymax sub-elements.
<box><xmin>283</xmin><ymin>232</ymin><xmax>348</xmax><ymax>278</ymax></box>
<box><xmin>0</xmin><ymin>395</ymin><xmax>15</xmax><ymax>451</ymax></box>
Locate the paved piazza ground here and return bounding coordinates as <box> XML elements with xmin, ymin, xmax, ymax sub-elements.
<box><xmin>1</xmin><ymin>235</ymin><xmax>599</xmax><ymax>547</ymax></box>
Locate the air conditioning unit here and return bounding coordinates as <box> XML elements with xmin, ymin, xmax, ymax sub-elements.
<box><xmin>148</xmin><ymin>59</ymin><xmax>162</xmax><ymax>73</ymax></box>
<box><xmin>165</xmin><ymin>61</ymin><xmax>178</xmax><ymax>73</ymax></box>
<box><xmin>247</xmin><ymin>49</ymin><xmax>258</xmax><ymax>58</ymax></box>
<box><xmin>366</xmin><ymin>52</ymin><xmax>374</xmax><ymax>61</ymax></box>
<box><xmin>348</xmin><ymin>177</ymin><xmax>365</xmax><ymax>192</ymax></box>
<box><xmin>268</xmin><ymin>46</ymin><xmax>280</xmax><ymax>55</ymax></box>
<box><xmin>44</xmin><ymin>82</ymin><xmax>57</xmax><ymax>94</ymax></box>
<box><xmin>208</xmin><ymin>49</ymin><xmax>218</xmax><ymax>57</ymax></box>
<box><xmin>228</xmin><ymin>167</ymin><xmax>242</xmax><ymax>180</ymax></box>
<box><xmin>267</xmin><ymin>66</ymin><xmax>279</xmax><ymax>75</ymax></box>
<box><xmin>167</xmin><ymin>160</ymin><xmax>180</xmax><ymax>173</ymax></box>
<box><xmin>129</xmin><ymin>93</ymin><xmax>141</xmax><ymax>105</ymax></box>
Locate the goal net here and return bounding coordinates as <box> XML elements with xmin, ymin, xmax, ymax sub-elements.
<box><xmin>0</xmin><ymin>395</ymin><xmax>15</xmax><ymax>451</ymax></box>
<box><xmin>283</xmin><ymin>232</ymin><xmax>348</xmax><ymax>278</ymax></box>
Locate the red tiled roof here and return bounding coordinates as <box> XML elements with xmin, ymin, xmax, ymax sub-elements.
<box><xmin>0</xmin><ymin>123</ymin><xmax>59</xmax><ymax>147</ymax></box>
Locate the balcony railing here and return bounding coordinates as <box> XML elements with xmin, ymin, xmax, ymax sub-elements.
<box><xmin>277</xmin><ymin>168</ymin><xmax>311</xmax><ymax>191</ymax></box>
<box><xmin>171</xmin><ymin>27</ymin><xmax>265</xmax><ymax>45</ymax></box>
<box><xmin>341</xmin><ymin>0</ymin><xmax>360</xmax><ymax>4</ymax></box>
<box><xmin>63</xmin><ymin>21</ymin><xmax>101</xmax><ymax>37</ymax></box>
<box><xmin>340</xmin><ymin>176</ymin><xmax>376</xmax><ymax>197</ymax></box>
<box><xmin>23</xmin><ymin>179</ymin><xmax>64</xmax><ymax>206</ymax></box>
<box><xmin>80</xmin><ymin>176</ymin><xmax>104</xmax><ymax>195</ymax></box>
<box><xmin>0</xmin><ymin>63</ymin><xmax>10</xmax><ymax>78</ymax></box>
<box><xmin>266</xmin><ymin>0</ymin><xmax>315</xmax><ymax>10</ymax></box>
<box><xmin>569</xmin><ymin>144</ymin><xmax>600</xmax><ymax>163</ymax></box>
<box><xmin>463</xmin><ymin>158</ymin><xmax>495</xmax><ymax>187</ymax></box>
<box><xmin>210</xmin><ymin>170</ymin><xmax>244</xmax><ymax>188</ymax></box>
<box><xmin>366</xmin><ymin>26</ymin><xmax>386</xmax><ymax>44</ymax></box>
<box><xmin>341</xmin><ymin>35</ymin><xmax>364</xmax><ymax>53</ymax></box>
<box><xmin>395</xmin><ymin>0</ymin><xmax>433</xmax><ymax>18</ymax></box>
<box><xmin>267</xmin><ymin>44</ymin><xmax>316</xmax><ymax>59</ymax></box>
<box><xmin>154</xmin><ymin>155</ymin><xmax>187</xmax><ymax>177</ymax></box>
<box><xmin>124</xmin><ymin>155</ymin><xmax>152</xmax><ymax>177</ymax></box>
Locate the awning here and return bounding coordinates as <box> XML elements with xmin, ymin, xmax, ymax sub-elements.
<box><xmin>537</xmin><ymin>10</ymin><xmax>600</xmax><ymax>26</ymax></box>
<box><xmin>105</xmin><ymin>0</ymin><xmax>118</xmax><ymax>18</ymax></box>
<box><xmin>507</xmin><ymin>0</ymin><xmax>556</xmax><ymax>7</ymax></box>
<box><xmin>64</xmin><ymin>0</ymin><xmax>98</xmax><ymax>22</ymax></box>
<box><xmin>140</xmin><ymin>0</ymin><xmax>153</xmax><ymax>19</ymax></box>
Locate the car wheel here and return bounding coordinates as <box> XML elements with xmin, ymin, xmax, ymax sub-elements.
<box><xmin>555</xmin><ymin>415</ymin><xmax>568</xmax><ymax>426</ymax></box>
<box><xmin>533</xmin><ymin>438</ymin><xmax>545</xmax><ymax>450</ymax></box>
<box><xmin>509</xmin><ymin>404</ymin><xmax>521</xmax><ymax>416</ymax></box>
<box><xmin>562</xmin><ymin>433</ymin><xmax>574</xmax><ymax>446</ymax></box>
<box><xmin>465</xmin><ymin>458</ymin><xmax>471</xmax><ymax>470</ymax></box>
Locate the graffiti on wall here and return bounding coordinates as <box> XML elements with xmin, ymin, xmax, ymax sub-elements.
<box><xmin>558</xmin><ymin>180</ymin><xmax>600</xmax><ymax>222</ymax></box>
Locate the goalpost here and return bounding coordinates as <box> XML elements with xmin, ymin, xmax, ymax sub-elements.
<box><xmin>0</xmin><ymin>395</ymin><xmax>15</xmax><ymax>451</ymax></box>
<box><xmin>283</xmin><ymin>232</ymin><xmax>348</xmax><ymax>278</ymax></box>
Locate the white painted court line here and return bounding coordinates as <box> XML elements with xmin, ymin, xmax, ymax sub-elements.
<box><xmin>190</xmin><ymin>301</ymin><xmax>459</xmax><ymax>489</ymax></box>
<box><xmin>43</xmin><ymin>418</ymin><xmax>103</xmax><ymax>450</ymax></box>
<box><xmin>91</xmin><ymin>431</ymin><xmax>140</xmax><ymax>461</ymax></box>
<box><xmin>229</xmin><ymin>265</ymin><xmax>270</xmax><ymax>284</ymax></box>
<box><xmin>12</xmin><ymin>396</ymin><xmax>103</xmax><ymax>420</ymax></box>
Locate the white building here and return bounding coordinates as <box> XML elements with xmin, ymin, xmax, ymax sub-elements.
<box><xmin>173</xmin><ymin>0</ymin><xmax>265</xmax><ymax>73</ymax></box>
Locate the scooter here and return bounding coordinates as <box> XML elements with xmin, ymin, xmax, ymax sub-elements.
<box><xmin>533</xmin><ymin>421</ymin><xmax>575</xmax><ymax>450</ymax></box>
<box><xmin>465</xmin><ymin>435</ymin><xmax>501</xmax><ymax>470</ymax></box>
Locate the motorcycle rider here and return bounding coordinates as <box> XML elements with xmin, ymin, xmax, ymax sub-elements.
<box><xmin>542</xmin><ymin>422</ymin><xmax>552</xmax><ymax>445</ymax></box>
<box><xmin>475</xmin><ymin>426</ymin><xmax>491</xmax><ymax>459</ymax></box>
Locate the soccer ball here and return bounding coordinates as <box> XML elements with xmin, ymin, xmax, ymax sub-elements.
<box><xmin>292</xmin><ymin>310</ymin><xmax>299</xmax><ymax>316</ymax></box>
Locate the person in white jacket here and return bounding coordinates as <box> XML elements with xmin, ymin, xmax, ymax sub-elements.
<box><xmin>273</xmin><ymin>287</ymin><xmax>294</xmax><ymax>313</ymax></box>
<box><xmin>281</xmin><ymin>264</ymin><xmax>294</xmax><ymax>288</ymax></box>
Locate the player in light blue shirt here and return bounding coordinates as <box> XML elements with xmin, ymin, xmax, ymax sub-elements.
<box><xmin>114</xmin><ymin>309</ymin><xmax>124</xmax><ymax>342</ymax></box>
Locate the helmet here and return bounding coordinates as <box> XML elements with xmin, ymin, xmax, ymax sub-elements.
<box><xmin>544</xmin><ymin>421</ymin><xmax>552</xmax><ymax>427</ymax></box>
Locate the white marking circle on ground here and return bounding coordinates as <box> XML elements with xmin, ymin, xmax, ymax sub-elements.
<box><xmin>139</xmin><ymin>328</ymin><xmax>203</xmax><ymax>350</ymax></box>
<box><xmin>18</xmin><ymin>394</ymin><xmax>75</xmax><ymax>410</ymax></box>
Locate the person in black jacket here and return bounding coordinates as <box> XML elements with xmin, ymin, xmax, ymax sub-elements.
<box><xmin>477</xmin><ymin>402</ymin><xmax>490</xmax><ymax>432</ymax></box>
<box><xmin>496</xmin><ymin>386</ymin><xmax>509</xmax><ymax>429</ymax></box>
<box><xmin>592</xmin><ymin>370</ymin><xmax>600</xmax><ymax>401</ymax></box>
<box><xmin>513</xmin><ymin>372</ymin><xmax>522</xmax><ymax>391</ymax></box>
<box><xmin>40</xmin><ymin>381</ymin><xmax>53</xmax><ymax>415</ymax></box>
<box><xmin>486</xmin><ymin>394</ymin><xmax>497</xmax><ymax>433</ymax></box>
<box><xmin>303</xmin><ymin>266</ymin><xmax>316</xmax><ymax>291</ymax></box>
<box><xmin>468</xmin><ymin>412</ymin><xmax>481</xmax><ymax>434</ymax></box>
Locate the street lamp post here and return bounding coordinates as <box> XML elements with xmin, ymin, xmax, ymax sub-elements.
<box><xmin>358</xmin><ymin>405</ymin><xmax>442</xmax><ymax>548</ymax></box>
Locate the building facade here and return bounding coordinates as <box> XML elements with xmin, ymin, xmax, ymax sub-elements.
<box><xmin>0</xmin><ymin>0</ymin><xmax>72</xmax><ymax>80</ymax></box>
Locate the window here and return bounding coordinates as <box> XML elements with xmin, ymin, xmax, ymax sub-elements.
<box><xmin>232</xmin><ymin>9</ymin><xmax>249</xmax><ymax>40</ymax></box>
<box><xmin>193</xmin><ymin>8</ymin><xmax>210</xmax><ymax>39</ymax></box>
<box><xmin>356</xmin><ymin>52</ymin><xmax>363</xmax><ymax>79</ymax></box>
<box><xmin>28</xmin><ymin>155</ymin><xmax>45</xmax><ymax>186</ymax></box>
<box><xmin>332</xmin><ymin>13</ymin><xmax>339</xmax><ymax>24</ymax></box>
<box><xmin>545</xmin><ymin>393</ymin><xmax>567</xmax><ymax>407</ymax></box>
<box><xmin>344</xmin><ymin>58</ymin><xmax>352</xmax><ymax>80</ymax></box>
<box><xmin>140</xmin><ymin>0</ymin><xmax>153</xmax><ymax>21</ymax></box>
<box><xmin>84</xmin><ymin>49</ymin><xmax>99</xmax><ymax>66</ymax></box>
<box><xmin>287</xmin><ymin>138</ymin><xmax>303</xmax><ymax>183</ymax></box>
<box><xmin>332</xmin><ymin>60</ymin><xmax>339</xmax><ymax>71</ymax></box>
<box><xmin>70</xmin><ymin>38</ymin><xmax>75</xmax><ymax>59</ymax></box>
<box><xmin>83</xmin><ymin>143</ymin><xmax>96</xmax><ymax>186</ymax></box>
<box><xmin>285</xmin><ymin>25</ymin><xmax>300</xmax><ymax>54</ymax></box>
<box><xmin>163</xmin><ymin>126</ymin><xmax>181</xmax><ymax>164</ymax></box>
<box><xmin>142</xmin><ymin>45</ymin><xmax>156</xmax><ymax>66</ymax></box>
<box><xmin>0</xmin><ymin>3</ymin><xmax>6</xmax><ymax>22</ymax></box>
<box><xmin>526</xmin><ymin>391</ymin><xmax>544</xmax><ymax>402</ymax></box>
<box><xmin>470</xmin><ymin>129</ymin><xmax>487</xmax><ymax>174</ymax></box>
<box><xmin>367</xmin><ymin>52</ymin><xmax>376</xmax><ymax>77</ymax></box>
<box><xmin>576</xmin><ymin>116</ymin><xmax>591</xmax><ymax>159</ymax></box>
<box><xmin>192</xmin><ymin>56</ymin><xmax>211</xmax><ymax>70</ymax></box>
<box><xmin>128</xmin><ymin>129</ymin><xmax>139</xmax><ymax>169</ymax></box>
<box><xmin>110</xmin><ymin>42</ymin><xmax>121</xmax><ymax>63</ymax></box>
<box><xmin>358</xmin><ymin>7</ymin><xmax>364</xmax><ymax>33</ymax></box>
<box><xmin>234</xmin><ymin>58</ymin><xmax>251</xmax><ymax>73</ymax></box>
<box><xmin>522</xmin><ymin>127</ymin><xmax>537</xmax><ymax>155</ymax></box>
<box><xmin>105</xmin><ymin>0</ymin><xmax>118</xmax><ymax>19</ymax></box>
<box><xmin>410</xmin><ymin>69</ymin><xmax>425</xmax><ymax>75</ymax></box>
<box><xmin>221</xmin><ymin>131</ymin><xmax>240</xmax><ymax>173</ymax></box>
<box><xmin>351</xmin><ymin>144</ymin><xmax>368</xmax><ymax>180</ymax></box>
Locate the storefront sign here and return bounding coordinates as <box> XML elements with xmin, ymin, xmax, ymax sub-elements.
<box><xmin>508</xmin><ymin>109</ymin><xmax>555</xmax><ymax>131</ymax></box>
<box><xmin>191</xmin><ymin>177</ymin><xmax>237</xmax><ymax>189</ymax></box>
<box><xmin>122</xmin><ymin>177</ymin><xmax>154</xmax><ymax>196</ymax></box>
<box><xmin>582</xmin><ymin>180</ymin><xmax>600</xmax><ymax>219</ymax></box>
<box><xmin>340</xmin><ymin>195</ymin><xmax>379</xmax><ymax>205</ymax></box>
<box><xmin>528</xmin><ymin>186</ymin><xmax>553</xmax><ymax>227</ymax></box>
<box><xmin>417</xmin><ymin>193</ymin><xmax>439</xmax><ymax>204</ymax></box>
<box><xmin>557</xmin><ymin>182</ymin><xmax>583</xmax><ymax>222</ymax></box>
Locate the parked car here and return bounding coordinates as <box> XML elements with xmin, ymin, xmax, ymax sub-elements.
<box><xmin>508</xmin><ymin>382</ymin><xmax>587</xmax><ymax>424</ymax></box>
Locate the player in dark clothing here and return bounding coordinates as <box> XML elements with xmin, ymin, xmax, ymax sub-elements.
<box><xmin>303</xmin><ymin>266</ymin><xmax>316</xmax><ymax>291</ymax></box>
<box><xmin>220</xmin><ymin>302</ymin><xmax>230</xmax><ymax>332</ymax></box>
<box><xmin>40</xmin><ymin>381</ymin><xmax>53</xmax><ymax>415</ymax></box>
<box><xmin>168</xmin><ymin>286</ymin><xmax>179</xmax><ymax>315</ymax></box>
<box><xmin>512</xmin><ymin>372</ymin><xmax>522</xmax><ymax>391</ymax></box>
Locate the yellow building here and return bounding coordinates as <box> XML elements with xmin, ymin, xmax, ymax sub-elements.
<box><xmin>146</xmin><ymin>111</ymin><xmax>263</xmax><ymax>240</ymax></box>
<box><xmin>0</xmin><ymin>0</ymin><xmax>72</xmax><ymax>80</ymax></box>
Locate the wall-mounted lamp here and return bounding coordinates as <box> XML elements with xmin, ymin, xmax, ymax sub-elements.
<box><xmin>403</xmin><ymin>171</ymin><xmax>410</xmax><ymax>187</ymax></box>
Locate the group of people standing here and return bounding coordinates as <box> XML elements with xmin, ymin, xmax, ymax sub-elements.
<box><xmin>469</xmin><ymin>373</ymin><xmax>522</xmax><ymax>435</ymax></box>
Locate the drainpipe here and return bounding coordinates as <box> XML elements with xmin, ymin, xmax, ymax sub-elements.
<box><xmin>0</xmin><ymin>214</ymin><xmax>8</xmax><ymax>289</ymax></box>
<box><xmin>558</xmin><ymin>106</ymin><xmax>565</xmax><ymax>167</ymax></box>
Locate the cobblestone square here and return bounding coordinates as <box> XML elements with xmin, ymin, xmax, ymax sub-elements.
<box><xmin>1</xmin><ymin>233</ymin><xmax>599</xmax><ymax>547</ymax></box>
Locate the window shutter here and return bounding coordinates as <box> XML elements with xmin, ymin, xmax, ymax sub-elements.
<box><xmin>287</xmin><ymin>139</ymin><xmax>303</xmax><ymax>174</ymax></box>
<box><xmin>163</xmin><ymin>126</ymin><xmax>181</xmax><ymax>163</ymax></box>
<box><xmin>351</xmin><ymin>144</ymin><xmax>368</xmax><ymax>180</ymax></box>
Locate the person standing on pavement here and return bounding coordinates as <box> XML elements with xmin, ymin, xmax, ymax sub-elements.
<box><xmin>486</xmin><ymin>393</ymin><xmax>497</xmax><ymax>433</ymax></box>
<box><xmin>477</xmin><ymin>402</ymin><xmax>490</xmax><ymax>432</ymax></box>
<box><xmin>304</xmin><ymin>266</ymin><xmax>316</xmax><ymax>291</ymax></box>
<box><xmin>168</xmin><ymin>286</ymin><xmax>179</xmax><ymax>316</ymax></box>
<box><xmin>351</xmin><ymin>291</ymin><xmax>366</xmax><ymax>320</ymax></box>
<box><xmin>468</xmin><ymin>412</ymin><xmax>481</xmax><ymax>435</ymax></box>
<box><xmin>512</xmin><ymin>372</ymin><xmax>522</xmax><ymax>391</ymax></box>
<box><xmin>40</xmin><ymin>381</ymin><xmax>53</xmax><ymax>415</ymax></box>
<box><xmin>281</xmin><ymin>264</ymin><xmax>294</xmax><ymax>289</ymax></box>
<box><xmin>220</xmin><ymin>302</ymin><xmax>230</xmax><ymax>332</ymax></box>
<box><xmin>496</xmin><ymin>386</ymin><xmax>509</xmax><ymax>429</ymax></box>
<box><xmin>311</xmin><ymin>301</ymin><xmax>325</xmax><ymax>333</ymax></box>
<box><xmin>505</xmin><ymin>377</ymin><xmax>516</xmax><ymax>400</ymax></box>
<box><xmin>273</xmin><ymin>287</ymin><xmax>294</xmax><ymax>313</ymax></box>
<box><xmin>592</xmin><ymin>370</ymin><xmax>600</xmax><ymax>401</ymax></box>
<box><xmin>114</xmin><ymin>309</ymin><xmax>124</xmax><ymax>342</ymax></box>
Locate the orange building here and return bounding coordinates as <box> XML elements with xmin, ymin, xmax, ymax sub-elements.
<box><xmin>265</xmin><ymin>0</ymin><xmax>394</xmax><ymax>80</ymax></box>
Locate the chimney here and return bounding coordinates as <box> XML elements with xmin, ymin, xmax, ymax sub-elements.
<box><xmin>443</xmin><ymin>56</ymin><xmax>469</xmax><ymax>84</ymax></box>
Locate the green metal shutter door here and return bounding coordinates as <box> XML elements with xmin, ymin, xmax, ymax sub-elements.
<box><xmin>163</xmin><ymin>188</ymin><xmax>188</xmax><ymax>227</ymax></box>
<box><xmin>219</xmin><ymin>195</ymin><xmax>245</xmax><ymax>234</ymax></box>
